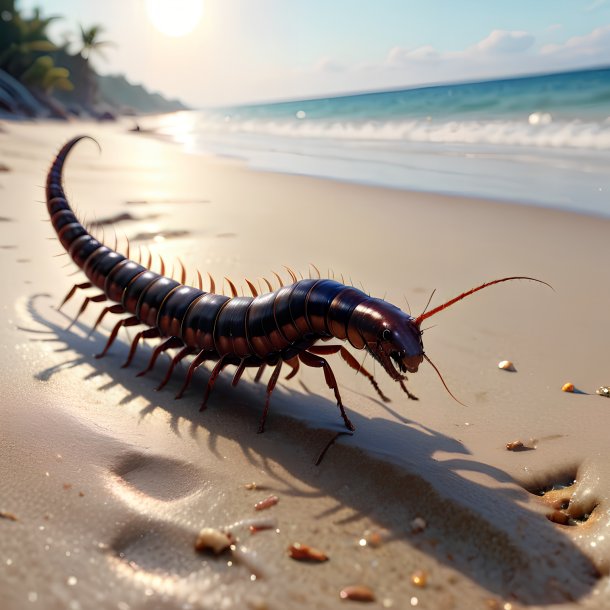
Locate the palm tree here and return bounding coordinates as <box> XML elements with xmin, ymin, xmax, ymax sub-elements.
<box><xmin>0</xmin><ymin>7</ymin><xmax>58</xmax><ymax>77</ymax></box>
<box><xmin>78</xmin><ymin>24</ymin><xmax>113</xmax><ymax>62</ymax></box>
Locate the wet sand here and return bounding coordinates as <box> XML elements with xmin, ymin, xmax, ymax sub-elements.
<box><xmin>2</xmin><ymin>120</ymin><xmax>610</xmax><ymax>609</ymax></box>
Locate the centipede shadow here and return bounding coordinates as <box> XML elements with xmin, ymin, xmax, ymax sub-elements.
<box><xmin>23</xmin><ymin>293</ymin><xmax>599</xmax><ymax>604</ymax></box>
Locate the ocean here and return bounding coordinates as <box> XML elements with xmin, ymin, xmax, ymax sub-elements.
<box><xmin>151</xmin><ymin>67</ymin><xmax>610</xmax><ymax>218</ymax></box>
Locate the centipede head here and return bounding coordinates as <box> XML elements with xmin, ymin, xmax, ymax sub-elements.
<box><xmin>348</xmin><ymin>299</ymin><xmax>424</xmax><ymax>381</ymax></box>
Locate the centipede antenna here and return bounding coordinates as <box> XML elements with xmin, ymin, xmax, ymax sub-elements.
<box><xmin>423</xmin><ymin>353</ymin><xmax>467</xmax><ymax>407</ymax></box>
<box><xmin>415</xmin><ymin>276</ymin><xmax>553</xmax><ymax>326</ymax></box>
<box><xmin>272</xmin><ymin>270</ymin><xmax>284</xmax><ymax>288</ymax></box>
<box><xmin>245</xmin><ymin>278</ymin><xmax>258</xmax><ymax>297</ymax></box>
<box><xmin>197</xmin><ymin>269</ymin><xmax>203</xmax><ymax>290</ymax></box>
<box><xmin>225</xmin><ymin>276</ymin><xmax>238</xmax><ymax>297</ymax></box>
<box><xmin>284</xmin><ymin>266</ymin><xmax>298</xmax><ymax>283</ymax></box>
<box><xmin>208</xmin><ymin>272</ymin><xmax>216</xmax><ymax>293</ymax></box>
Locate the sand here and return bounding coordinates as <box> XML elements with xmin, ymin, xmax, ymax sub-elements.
<box><xmin>2</xmin><ymin>119</ymin><xmax>610</xmax><ymax>609</ymax></box>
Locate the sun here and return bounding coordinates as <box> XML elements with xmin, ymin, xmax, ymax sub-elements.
<box><xmin>145</xmin><ymin>0</ymin><xmax>204</xmax><ymax>37</ymax></box>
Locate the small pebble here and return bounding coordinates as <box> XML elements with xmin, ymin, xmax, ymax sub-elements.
<box><xmin>194</xmin><ymin>528</ymin><xmax>233</xmax><ymax>554</ymax></box>
<box><xmin>410</xmin><ymin>517</ymin><xmax>427</xmax><ymax>534</ymax></box>
<box><xmin>596</xmin><ymin>386</ymin><xmax>610</xmax><ymax>398</ymax></box>
<box><xmin>288</xmin><ymin>543</ymin><xmax>328</xmax><ymax>562</ymax></box>
<box><xmin>340</xmin><ymin>585</ymin><xmax>375</xmax><ymax>602</ymax></box>
<box><xmin>254</xmin><ymin>495</ymin><xmax>279</xmax><ymax>511</ymax></box>
<box><xmin>498</xmin><ymin>360</ymin><xmax>516</xmax><ymax>371</ymax></box>
<box><xmin>561</xmin><ymin>382</ymin><xmax>575</xmax><ymax>393</ymax></box>
<box><xmin>411</xmin><ymin>570</ymin><xmax>427</xmax><ymax>588</ymax></box>
<box><xmin>506</xmin><ymin>440</ymin><xmax>525</xmax><ymax>451</ymax></box>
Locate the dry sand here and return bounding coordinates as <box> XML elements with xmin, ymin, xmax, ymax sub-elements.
<box><xmin>2</xmin><ymin>120</ymin><xmax>610</xmax><ymax>609</ymax></box>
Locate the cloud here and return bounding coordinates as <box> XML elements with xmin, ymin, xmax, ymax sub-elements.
<box><xmin>541</xmin><ymin>24</ymin><xmax>610</xmax><ymax>59</ymax></box>
<box><xmin>255</xmin><ymin>25</ymin><xmax>608</xmax><ymax>104</ymax></box>
<box><xmin>471</xmin><ymin>30</ymin><xmax>535</xmax><ymax>54</ymax></box>
<box><xmin>585</xmin><ymin>0</ymin><xmax>608</xmax><ymax>11</ymax></box>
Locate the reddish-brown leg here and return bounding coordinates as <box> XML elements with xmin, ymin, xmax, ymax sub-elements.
<box><xmin>95</xmin><ymin>316</ymin><xmax>139</xmax><ymax>358</ymax></box>
<box><xmin>254</xmin><ymin>364</ymin><xmax>266</xmax><ymax>383</ymax></box>
<box><xmin>175</xmin><ymin>350</ymin><xmax>211</xmax><ymax>399</ymax></box>
<box><xmin>284</xmin><ymin>356</ymin><xmax>300</xmax><ymax>380</ymax></box>
<box><xmin>232</xmin><ymin>359</ymin><xmax>247</xmax><ymax>387</ymax></box>
<box><xmin>399</xmin><ymin>379</ymin><xmax>418</xmax><ymax>401</ymax></box>
<box><xmin>258</xmin><ymin>360</ymin><xmax>282</xmax><ymax>433</ymax></box>
<box><xmin>200</xmin><ymin>356</ymin><xmax>230</xmax><ymax>411</ymax></box>
<box><xmin>58</xmin><ymin>282</ymin><xmax>92</xmax><ymax>311</ymax></box>
<box><xmin>67</xmin><ymin>294</ymin><xmax>106</xmax><ymax>330</ymax></box>
<box><xmin>137</xmin><ymin>336</ymin><xmax>183</xmax><ymax>377</ymax></box>
<box><xmin>309</xmin><ymin>344</ymin><xmax>390</xmax><ymax>402</ymax></box>
<box><xmin>298</xmin><ymin>350</ymin><xmax>355</xmax><ymax>431</ymax></box>
<box><xmin>156</xmin><ymin>346</ymin><xmax>195</xmax><ymax>391</ymax></box>
<box><xmin>122</xmin><ymin>327</ymin><xmax>160</xmax><ymax>368</ymax></box>
<box><xmin>89</xmin><ymin>304</ymin><xmax>125</xmax><ymax>336</ymax></box>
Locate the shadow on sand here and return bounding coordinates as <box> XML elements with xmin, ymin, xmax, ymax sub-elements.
<box><xmin>22</xmin><ymin>292</ymin><xmax>599</xmax><ymax>605</ymax></box>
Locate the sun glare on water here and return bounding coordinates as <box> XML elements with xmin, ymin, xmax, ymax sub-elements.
<box><xmin>145</xmin><ymin>0</ymin><xmax>204</xmax><ymax>37</ymax></box>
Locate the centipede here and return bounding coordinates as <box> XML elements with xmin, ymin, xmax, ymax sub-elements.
<box><xmin>46</xmin><ymin>136</ymin><xmax>548</xmax><ymax>433</ymax></box>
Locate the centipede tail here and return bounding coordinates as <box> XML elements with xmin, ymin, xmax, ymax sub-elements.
<box><xmin>47</xmin><ymin>136</ymin><xmax>547</xmax><ymax>432</ymax></box>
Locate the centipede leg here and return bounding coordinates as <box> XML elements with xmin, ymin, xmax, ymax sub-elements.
<box><xmin>232</xmin><ymin>359</ymin><xmax>247</xmax><ymax>387</ymax></box>
<box><xmin>66</xmin><ymin>293</ymin><xmax>106</xmax><ymax>331</ymax></box>
<box><xmin>200</xmin><ymin>355</ymin><xmax>230</xmax><ymax>411</ymax></box>
<box><xmin>254</xmin><ymin>364</ymin><xmax>266</xmax><ymax>383</ymax></box>
<box><xmin>156</xmin><ymin>346</ymin><xmax>195</xmax><ymax>390</ymax></box>
<box><xmin>299</xmin><ymin>350</ymin><xmax>355</xmax><ymax>431</ymax></box>
<box><xmin>138</xmin><ymin>336</ymin><xmax>184</xmax><ymax>377</ymax></box>
<box><xmin>399</xmin><ymin>379</ymin><xmax>418</xmax><ymax>401</ymax></box>
<box><xmin>175</xmin><ymin>349</ymin><xmax>211</xmax><ymax>399</ymax></box>
<box><xmin>95</xmin><ymin>316</ymin><xmax>139</xmax><ymax>359</ymax></box>
<box><xmin>258</xmin><ymin>360</ymin><xmax>282</xmax><ymax>433</ymax></box>
<box><xmin>122</xmin><ymin>327</ymin><xmax>160</xmax><ymax>369</ymax></box>
<box><xmin>309</xmin><ymin>344</ymin><xmax>390</xmax><ymax>402</ymax></box>
<box><xmin>58</xmin><ymin>282</ymin><xmax>91</xmax><ymax>311</ymax></box>
<box><xmin>89</xmin><ymin>304</ymin><xmax>125</xmax><ymax>337</ymax></box>
<box><xmin>284</xmin><ymin>356</ymin><xmax>300</xmax><ymax>380</ymax></box>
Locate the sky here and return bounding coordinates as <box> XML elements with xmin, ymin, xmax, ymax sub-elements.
<box><xmin>17</xmin><ymin>0</ymin><xmax>610</xmax><ymax>107</ymax></box>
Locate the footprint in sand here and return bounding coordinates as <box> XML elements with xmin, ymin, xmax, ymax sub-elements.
<box><xmin>524</xmin><ymin>464</ymin><xmax>609</xmax><ymax>576</ymax></box>
<box><xmin>109</xmin><ymin>451</ymin><xmax>203</xmax><ymax>502</ymax></box>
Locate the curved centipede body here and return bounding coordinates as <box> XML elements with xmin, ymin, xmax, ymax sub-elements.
<box><xmin>46</xmin><ymin>136</ymin><xmax>548</xmax><ymax>433</ymax></box>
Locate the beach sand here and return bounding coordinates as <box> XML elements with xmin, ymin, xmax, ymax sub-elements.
<box><xmin>2</xmin><ymin>120</ymin><xmax>610</xmax><ymax>609</ymax></box>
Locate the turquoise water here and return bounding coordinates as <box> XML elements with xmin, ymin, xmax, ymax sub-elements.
<box><xmin>152</xmin><ymin>67</ymin><xmax>610</xmax><ymax>217</ymax></box>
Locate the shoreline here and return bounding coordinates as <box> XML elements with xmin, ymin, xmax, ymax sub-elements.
<box><xmin>2</xmin><ymin>120</ymin><xmax>610</xmax><ymax>608</ymax></box>
<box><xmin>134</xmin><ymin>109</ymin><xmax>610</xmax><ymax>220</ymax></box>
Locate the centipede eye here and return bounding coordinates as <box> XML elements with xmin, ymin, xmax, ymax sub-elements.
<box><xmin>382</xmin><ymin>329</ymin><xmax>392</xmax><ymax>341</ymax></box>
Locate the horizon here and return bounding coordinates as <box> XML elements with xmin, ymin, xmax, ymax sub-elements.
<box><xmin>15</xmin><ymin>0</ymin><xmax>610</xmax><ymax>107</ymax></box>
<box><xmin>219</xmin><ymin>63</ymin><xmax>610</xmax><ymax>110</ymax></box>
